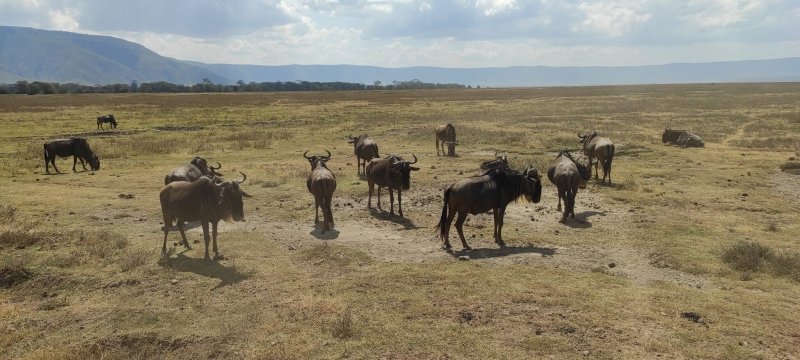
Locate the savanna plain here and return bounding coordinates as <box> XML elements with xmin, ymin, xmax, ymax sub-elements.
<box><xmin>1</xmin><ymin>84</ymin><xmax>799</xmax><ymax>359</ymax></box>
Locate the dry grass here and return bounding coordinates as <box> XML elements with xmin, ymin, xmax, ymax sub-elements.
<box><xmin>0</xmin><ymin>84</ymin><xmax>799</xmax><ymax>358</ymax></box>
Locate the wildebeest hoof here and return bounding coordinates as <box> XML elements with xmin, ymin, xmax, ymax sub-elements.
<box><xmin>213</xmin><ymin>254</ymin><xmax>225</xmax><ymax>260</ymax></box>
<box><xmin>193</xmin><ymin>240</ymin><xmax>200</xmax><ymax>244</ymax></box>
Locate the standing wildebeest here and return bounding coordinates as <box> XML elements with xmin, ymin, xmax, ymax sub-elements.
<box><xmin>304</xmin><ymin>150</ymin><xmax>336</xmax><ymax>232</ymax></box>
<box><xmin>436</xmin><ymin>166</ymin><xmax>542</xmax><ymax>251</ymax></box>
<box><xmin>43</xmin><ymin>137</ymin><xmax>100</xmax><ymax>174</ymax></box>
<box><xmin>96</xmin><ymin>114</ymin><xmax>117</xmax><ymax>129</ymax></box>
<box><xmin>164</xmin><ymin>157</ymin><xmax>223</xmax><ymax>185</ymax></box>
<box><xmin>159</xmin><ymin>173</ymin><xmax>251</xmax><ymax>261</ymax></box>
<box><xmin>662</xmin><ymin>128</ymin><xmax>704</xmax><ymax>148</ymax></box>
<box><xmin>366</xmin><ymin>154</ymin><xmax>419</xmax><ymax>217</ymax></box>
<box><xmin>578</xmin><ymin>130</ymin><xmax>615</xmax><ymax>184</ymax></box>
<box><xmin>347</xmin><ymin>134</ymin><xmax>380</xmax><ymax>175</ymax></box>
<box><xmin>480</xmin><ymin>152</ymin><xmax>508</xmax><ymax>170</ymax></box>
<box><xmin>435</xmin><ymin>123</ymin><xmax>457</xmax><ymax>156</ymax></box>
<box><xmin>547</xmin><ymin>150</ymin><xmax>591</xmax><ymax>223</ymax></box>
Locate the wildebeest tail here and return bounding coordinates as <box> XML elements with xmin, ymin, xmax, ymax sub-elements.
<box><xmin>605</xmin><ymin>144</ymin><xmax>615</xmax><ymax>174</ymax></box>
<box><xmin>42</xmin><ymin>144</ymin><xmax>49</xmax><ymax>165</ymax></box>
<box><xmin>435</xmin><ymin>187</ymin><xmax>451</xmax><ymax>240</ymax></box>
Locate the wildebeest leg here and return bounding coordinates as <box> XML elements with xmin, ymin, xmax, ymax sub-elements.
<box><xmin>79</xmin><ymin>157</ymin><xmax>88</xmax><ymax>171</ymax></box>
<box><xmin>324</xmin><ymin>191</ymin><xmax>334</xmax><ymax>229</ymax></box>
<box><xmin>313</xmin><ymin>193</ymin><xmax>322</xmax><ymax>224</ymax></box>
<box><xmin>73</xmin><ymin>156</ymin><xmax>78</xmax><ymax>172</ymax></box>
<box><xmin>397</xmin><ymin>189</ymin><xmax>403</xmax><ymax>217</ymax></box>
<box><xmin>436</xmin><ymin>138</ymin><xmax>441</xmax><ymax>156</ymax></box>
<box><xmin>211</xmin><ymin>221</ymin><xmax>222</xmax><ymax>260</ymax></box>
<box><xmin>162</xmin><ymin>222</ymin><xmax>170</xmax><ymax>254</ymax></box>
<box><xmin>593</xmin><ymin>157</ymin><xmax>599</xmax><ymax>179</ymax></box>
<box><xmin>443</xmin><ymin>206</ymin><xmax>456</xmax><ymax>250</ymax></box>
<box><xmin>388</xmin><ymin>188</ymin><xmax>395</xmax><ymax>215</ymax></box>
<box><xmin>367</xmin><ymin>180</ymin><xmax>374</xmax><ymax>209</ymax></box>
<box><xmin>176</xmin><ymin>220</ymin><xmax>192</xmax><ymax>250</ymax></box>
<box><xmin>558</xmin><ymin>188</ymin><xmax>568</xmax><ymax>223</ymax></box>
<box><xmin>454</xmin><ymin>212</ymin><xmax>471</xmax><ymax>250</ymax></box>
<box><xmin>201</xmin><ymin>221</ymin><xmax>211</xmax><ymax>261</ymax></box>
<box><xmin>556</xmin><ymin>189</ymin><xmax>562</xmax><ymax>212</ymax></box>
<box><xmin>50</xmin><ymin>157</ymin><xmax>60</xmax><ymax>174</ymax></box>
<box><xmin>569</xmin><ymin>186</ymin><xmax>578</xmax><ymax>219</ymax></box>
<box><xmin>496</xmin><ymin>207</ymin><xmax>506</xmax><ymax>247</ymax></box>
<box><xmin>377</xmin><ymin>187</ymin><xmax>382</xmax><ymax>209</ymax></box>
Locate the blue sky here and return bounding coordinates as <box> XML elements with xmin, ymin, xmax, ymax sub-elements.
<box><xmin>1</xmin><ymin>0</ymin><xmax>798</xmax><ymax>67</ymax></box>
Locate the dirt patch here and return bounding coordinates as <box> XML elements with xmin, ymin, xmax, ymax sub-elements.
<box><xmin>154</xmin><ymin>125</ymin><xmax>205</xmax><ymax>132</ymax></box>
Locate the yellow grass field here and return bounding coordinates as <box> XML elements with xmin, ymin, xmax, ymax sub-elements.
<box><xmin>1</xmin><ymin>84</ymin><xmax>799</xmax><ymax>359</ymax></box>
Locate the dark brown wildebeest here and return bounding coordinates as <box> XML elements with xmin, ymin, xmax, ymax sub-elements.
<box><xmin>435</xmin><ymin>123</ymin><xmax>457</xmax><ymax>156</ymax></box>
<box><xmin>547</xmin><ymin>150</ymin><xmax>591</xmax><ymax>223</ymax></box>
<box><xmin>96</xmin><ymin>114</ymin><xmax>117</xmax><ymax>129</ymax></box>
<box><xmin>347</xmin><ymin>134</ymin><xmax>380</xmax><ymax>175</ymax></box>
<box><xmin>164</xmin><ymin>157</ymin><xmax>223</xmax><ymax>185</ymax></box>
<box><xmin>578</xmin><ymin>130</ymin><xmax>615</xmax><ymax>184</ymax></box>
<box><xmin>159</xmin><ymin>173</ymin><xmax>251</xmax><ymax>261</ymax></box>
<box><xmin>366</xmin><ymin>154</ymin><xmax>419</xmax><ymax>217</ymax></box>
<box><xmin>480</xmin><ymin>152</ymin><xmax>508</xmax><ymax>170</ymax></box>
<box><xmin>436</xmin><ymin>166</ymin><xmax>542</xmax><ymax>251</ymax></box>
<box><xmin>43</xmin><ymin>137</ymin><xmax>100</xmax><ymax>174</ymax></box>
<box><xmin>304</xmin><ymin>150</ymin><xmax>336</xmax><ymax>232</ymax></box>
<box><xmin>662</xmin><ymin>128</ymin><xmax>704</xmax><ymax>148</ymax></box>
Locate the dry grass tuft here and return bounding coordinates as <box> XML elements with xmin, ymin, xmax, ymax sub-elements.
<box><xmin>722</xmin><ymin>241</ymin><xmax>800</xmax><ymax>281</ymax></box>
<box><xmin>331</xmin><ymin>306</ymin><xmax>355</xmax><ymax>339</ymax></box>
<box><xmin>0</xmin><ymin>255</ymin><xmax>33</xmax><ymax>288</ymax></box>
<box><xmin>780</xmin><ymin>161</ymin><xmax>800</xmax><ymax>174</ymax></box>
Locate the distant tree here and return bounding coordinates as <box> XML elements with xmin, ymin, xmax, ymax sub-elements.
<box><xmin>129</xmin><ymin>80</ymin><xmax>138</xmax><ymax>92</ymax></box>
<box><xmin>14</xmin><ymin>81</ymin><xmax>29</xmax><ymax>95</ymax></box>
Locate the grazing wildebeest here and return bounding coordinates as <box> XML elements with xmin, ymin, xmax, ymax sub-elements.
<box><xmin>435</xmin><ymin>123</ymin><xmax>457</xmax><ymax>156</ymax></box>
<box><xmin>347</xmin><ymin>134</ymin><xmax>380</xmax><ymax>175</ymax></box>
<box><xmin>96</xmin><ymin>114</ymin><xmax>117</xmax><ymax>129</ymax></box>
<box><xmin>43</xmin><ymin>137</ymin><xmax>100</xmax><ymax>174</ymax></box>
<box><xmin>436</xmin><ymin>166</ymin><xmax>542</xmax><ymax>251</ymax></box>
<box><xmin>159</xmin><ymin>173</ymin><xmax>251</xmax><ymax>261</ymax></box>
<box><xmin>578</xmin><ymin>130</ymin><xmax>616</xmax><ymax>184</ymax></box>
<box><xmin>662</xmin><ymin>128</ymin><xmax>704</xmax><ymax>148</ymax></box>
<box><xmin>304</xmin><ymin>150</ymin><xmax>336</xmax><ymax>232</ymax></box>
<box><xmin>547</xmin><ymin>150</ymin><xmax>591</xmax><ymax>223</ymax></box>
<box><xmin>366</xmin><ymin>154</ymin><xmax>419</xmax><ymax>217</ymax></box>
<box><xmin>480</xmin><ymin>152</ymin><xmax>508</xmax><ymax>170</ymax></box>
<box><xmin>164</xmin><ymin>157</ymin><xmax>223</xmax><ymax>185</ymax></box>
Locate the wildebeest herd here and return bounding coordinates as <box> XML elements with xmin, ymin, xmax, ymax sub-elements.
<box><xmin>41</xmin><ymin>118</ymin><xmax>706</xmax><ymax>261</ymax></box>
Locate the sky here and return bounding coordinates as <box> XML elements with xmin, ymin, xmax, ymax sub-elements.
<box><xmin>1</xmin><ymin>0</ymin><xmax>798</xmax><ymax>68</ymax></box>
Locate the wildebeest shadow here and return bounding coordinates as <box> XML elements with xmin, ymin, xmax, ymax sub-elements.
<box><xmin>310</xmin><ymin>224</ymin><xmax>340</xmax><ymax>240</ymax></box>
<box><xmin>368</xmin><ymin>208</ymin><xmax>420</xmax><ymax>230</ymax></box>
<box><xmin>163</xmin><ymin>252</ymin><xmax>249</xmax><ymax>289</ymax></box>
<box><xmin>161</xmin><ymin>221</ymin><xmax>202</xmax><ymax>232</ymax></box>
<box><xmin>450</xmin><ymin>245</ymin><xmax>557</xmax><ymax>259</ymax></box>
<box><xmin>563</xmin><ymin>210</ymin><xmax>605</xmax><ymax>229</ymax></box>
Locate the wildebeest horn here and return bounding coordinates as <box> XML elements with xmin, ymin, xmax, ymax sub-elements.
<box><xmin>347</xmin><ymin>134</ymin><xmax>355</xmax><ymax>139</ymax></box>
<box><xmin>210</xmin><ymin>161</ymin><xmax>222</xmax><ymax>170</ymax></box>
<box><xmin>578</xmin><ymin>131</ymin><xmax>585</xmax><ymax>138</ymax></box>
<box><xmin>235</xmin><ymin>172</ymin><xmax>247</xmax><ymax>184</ymax></box>
<box><xmin>409</xmin><ymin>154</ymin><xmax>418</xmax><ymax>164</ymax></box>
<box><xmin>324</xmin><ymin>150</ymin><xmax>331</xmax><ymax>159</ymax></box>
<box><xmin>303</xmin><ymin>150</ymin><xmax>311</xmax><ymax>159</ymax></box>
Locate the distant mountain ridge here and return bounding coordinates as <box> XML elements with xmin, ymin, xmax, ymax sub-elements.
<box><xmin>2</xmin><ymin>26</ymin><xmax>800</xmax><ymax>87</ymax></box>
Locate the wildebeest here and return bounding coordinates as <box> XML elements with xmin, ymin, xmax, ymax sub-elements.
<box><xmin>662</xmin><ymin>128</ymin><xmax>704</xmax><ymax>148</ymax></box>
<box><xmin>304</xmin><ymin>150</ymin><xmax>336</xmax><ymax>232</ymax></box>
<box><xmin>159</xmin><ymin>173</ymin><xmax>251</xmax><ymax>261</ymax></box>
<box><xmin>96</xmin><ymin>114</ymin><xmax>117</xmax><ymax>129</ymax></box>
<box><xmin>43</xmin><ymin>137</ymin><xmax>100</xmax><ymax>174</ymax></box>
<box><xmin>436</xmin><ymin>166</ymin><xmax>542</xmax><ymax>251</ymax></box>
<box><xmin>347</xmin><ymin>134</ymin><xmax>380</xmax><ymax>175</ymax></box>
<box><xmin>164</xmin><ymin>157</ymin><xmax>223</xmax><ymax>185</ymax></box>
<box><xmin>547</xmin><ymin>150</ymin><xmax>591</xmax><ymax>223</ymax></box>
<box><xmin>435</xmin><ymin>123</ymin><xmax>457</xmax><ymax>156</ymax></box>
<box><xmin>578</xmin><ymin>131</ymin><xmax>615</xmax><ymax>184</ymax></box>
<box><xmin>480</xmin><ymin>152</ymin><xmax>508</xmax><ymax>170</ymax></box>
<box><xmin>366</xmin><ymin>154</ymin><xmax>419</xmax><ymax>217</ymax></box>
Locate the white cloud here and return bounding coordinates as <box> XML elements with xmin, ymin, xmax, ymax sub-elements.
<box><xmin>47</xmin><ymin>8</ymin><xmax>79</xmax><ymax>31</ymax></box>
<box><xmin>575</xmin><ymin>2</ymin><xmax>651</xmax><ymax>37</ymax></box>
<box><xmin>475</xmin><ymin>0</ymin><xmax>519</xmax><ymax>16</ymax></box>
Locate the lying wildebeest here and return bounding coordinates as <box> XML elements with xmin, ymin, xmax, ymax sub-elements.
<box><xmin>43</xmin><ymin>137</ymin><xmax>100</xmax><ymax>174</ymax></box>
<box><xmin>662</xmin><ymin>128</ymin><xmax>704</xmax><ymax>148</ymax></box>
<box><xmin>547</xmin><ymin>150</ymin><xmax>591</xmax><ymax>223</ymax></box>
<box><xmin>164</xmin><ymin>157</ymin><xmax>223</xmax><ymax>185</ymax></box>
<box><xmin>480</xmin><ymin>152</ymin><xmax>508</xmax><ymax>170</ymax></box>
<box><xmin>578</xmin><ymin>130</ymin><xmax>615</xmax><ymax>184</ymax></box>
<box><xmin>436</xmin><ymin>166</ymin><xmax>542</xmax><ymax>251</ymax></box>
<box><xmin>304</xmin><ymin>150</ymin><xmax>336</xmax><ymax>232</ymax></box>
<box><xmin>366</xmin><ymin>154</ymin><xmax>419</xmax><ymax>217</ymax></box>
<box><xmin>159</xmin><ymin>173</ymin><xmax>251</xmax><ymax>261</ymax></box>
<box><xmin>435</xmin><ymin>123</ymin><xmax>457</xmax><ymax>156</ymax></box>
<box><xmin>96</xmin><ymin>114</ymin><xmax>117</xmax><ymax>129</ymax></box>
<box><xmin>347</xmin><ymin>134</ymin><xmax>379</xmax><ymax>175</ymax></box>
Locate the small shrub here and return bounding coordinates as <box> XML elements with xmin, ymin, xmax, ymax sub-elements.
<box><xmin>0</xmin><ymin>205</ymin><xmax>16</xmax><ymax>224</ymax></box>
<box><xmin>770</xmin><ymin>252</ymin><xmax>800</xmax><ymax>281</ymax></box>
<box><xmin>722</xmin><ymin>241</ymin><xmax>773</xmax><ymax>272</ymax></box>
<box><xmin>331</xmin><ymin>306</ymin><xmax>354</xmax><ymax>339</ymax></box>
<box><xmin>79</xmin><ymin>230</ymin><xmax>129</xmax><ymax>260</ymax></box>
<box><xmin>119</xmin><ymin>248</ymin><xmax>150</xmax><ymax>272</ymax></box>
<box><xmin>764</xmin><ymin>221</ymin><xmax>779</xmax><ymax>232</ymax></box>
<box><xmin>38</xmin><ymin>297</ymin><xmax>68</xmax><ymax>311</ymax></box>
<box><xmin>0</xmin><ymin>255</ymin><xmax>33</xmax><ymax>288</ymax></box>
<box><xmin>780</xmin><ymin>161</ymin><xmax>800</xmax><ymax>175</ymax></box>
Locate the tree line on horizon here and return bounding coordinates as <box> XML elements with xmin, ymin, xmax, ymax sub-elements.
<box><xmin>0</xmin><ymin>78</ymin><xmax>469</xmax><ymax>95</ymax></box>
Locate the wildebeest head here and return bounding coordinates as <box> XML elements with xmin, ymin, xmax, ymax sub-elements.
<box><xmin>212</xmin><ymin>172</ymin><xmax>252</xmax><ymax>222</ymax></box>
<box><xmin>578</xmin><ymin>131</ymin><xmax>598</xmax><ymax>150</ymax></box>
<box><xmin>481</xmin><ymin>152</ymin><xmax>509</xmax><ymax>170</ymax></box>
<box><xmin>190</xmin><ymin>157</ymin><xmax>223</xmax><ymax>176</ymax></box>
<box><xmin>347</xmin><ymin>134</ymin><xmax>368</xmax><ymax>146</ymax></box>
<box><xmin>87</xmin><ymin>153</ymin><xmax>100</xmax><ymax>171</ymax></box>
<box><xmin>303</xmin><ymin>150</ymin><xmax>332</xmax><ymax>170</ymax></box>
<box><xmin>559</xmin><ymin>150</ymin><xmax>591</xmax><ymax>189</ymax></box>
<box><xmin>389</xmin><ymin>154</ymin><xmax>419</xmax><ymax>190</ymax></box>
<box><xmin>522</xmin><ymin>167</ymin><xmax>543</xmax><ymax>203</ymax></box>
<box><xmin>662</xmin><ymin>128</ymin><xmax>681</xmax><ymax>143</ymax></box>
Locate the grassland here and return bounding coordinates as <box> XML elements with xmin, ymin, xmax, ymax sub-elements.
<box><xmin>0</xmin><ymin>83</ymin><xmax>799</xmax><ymax>359</ymax></box>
